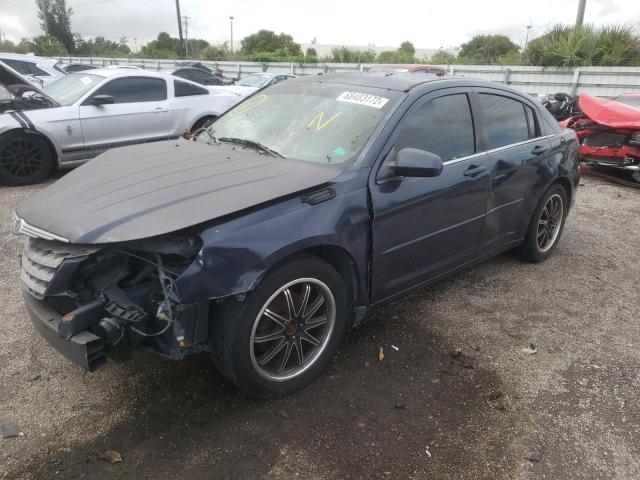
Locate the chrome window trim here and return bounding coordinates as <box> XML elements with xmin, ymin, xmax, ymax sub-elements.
<box><xmin>443</xmin><ymin>134</ymin><xmax>556</xmax><ymax>166</ymax></box>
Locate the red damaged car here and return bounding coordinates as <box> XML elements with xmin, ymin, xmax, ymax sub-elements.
<box><xmin>562</xmin><ymin>93</ymin><xmax>640</xmax><ymax>182</ymax></box>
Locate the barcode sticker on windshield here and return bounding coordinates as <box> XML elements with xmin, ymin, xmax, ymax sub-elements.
<box><xmin>337</xmin><ymin>91</ymin><xmax>389</xmax><ymax>109</ymax></box>
<box><xmin>80</xmin><ymin>76</ymin><xmax>93</xmax><ymax>85</ymax></box>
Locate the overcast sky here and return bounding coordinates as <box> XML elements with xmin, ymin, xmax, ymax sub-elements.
<box><xmin>1</xmin><ymin>0</ymin><xmax>639</xmax><ymax>50</ymax></box>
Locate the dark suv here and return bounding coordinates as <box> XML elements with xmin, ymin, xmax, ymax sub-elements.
<box><xmin>15</xmin><ymin>74</ymin><xmax>579</xmax><ymax>398</ymax></box>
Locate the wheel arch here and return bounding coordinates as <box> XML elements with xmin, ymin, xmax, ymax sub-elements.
<box><xmin>0</xmin><ymin>127</ymin><xmax>59</xmax><ymax>169</ymax></box>
<box><xmin>252</xmin><ymin>244</ymin><xmax>365</xmax><ymax>312</ymax></box>
<box><xmin>552</xmin><ymin>176</ymin><xmax>573</xmax><ymax>206</ymax></box>
<box><xmin>190</xmin><ymin>114</ymin><xmax>217</xmax><ymax>132</ymax></box>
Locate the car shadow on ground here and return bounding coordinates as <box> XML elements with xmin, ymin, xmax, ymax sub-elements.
<box><xmin>15</xmin><ymin>283</ymin><xmax>511</xmax><ymax>480</ymax></box>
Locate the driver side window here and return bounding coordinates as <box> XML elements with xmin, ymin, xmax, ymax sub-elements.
<box><xmin>89</xmin><ymin>77</ymin><xmax>167</xmax><ymax>104</ymax></box>
<box><xmin>395</xmin><ymin>93</ymin><xmax>476</xmax><ymax>161</ymax></box>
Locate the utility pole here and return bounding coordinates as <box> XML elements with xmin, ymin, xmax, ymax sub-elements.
<box><xmin>229</xmin><ymin>16</ymin><xmax>234</xmax><ymax>54</ymax></box>
<box><xmin>575</xmin><ymin>0</ymin><xmax>587</xmax><ymax>27</ymax></box>
<box><xmin>182</xmin><ymin>16</ymin><xmax>189</xmax><ymax>57</ymax></box>
<box><xmin>175</xmin><ymin>0</ymin><xmax>185</xmax><ymax>58</ymax></box>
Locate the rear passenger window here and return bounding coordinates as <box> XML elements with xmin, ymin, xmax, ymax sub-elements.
<box><xmin>174</xmin><ymin>80</ymin><xmax>208</xmax><ymax>97</ymax></box>
<box><xmin>480</xmin><ymin>94</ymin><xmax>532</xmax><ymax>149</ymax></box>
<box><xmin>395</xmin><ymin>93</ymin><xmax>475</xmax><ymax>161</ymax></box>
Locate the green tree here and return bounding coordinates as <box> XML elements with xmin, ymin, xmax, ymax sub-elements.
<box><xmin>240</xmin><ymin>30</ymin><xmax>302</xmax><ymax>56</ymax></box>
<box><xmin>375</xmin><ymin>41</ymin><xmax>417</xmax><ymax>63</ymax></box>
<box><xmin>186</xmin><ymin>38</ymin><xmax>210</xmax><ymax>59</ymax></box>
<box><xmin>458</xmin><ymin>34</ymin><xmax>519</xmax><ymax>64</ymax></box>
<box><xmin>139</xmin><ymin>32</ymin><xmax>181</xmax><ymax>59</ymax></box>
<box><xmin>329</xmin><ymin>46</ymin><xmax>375</xmax><ymax>63</ymax></box>
<box><xmin>30</xmin><ymin>35</ymin><xmax>68</xmax><ymax>55</ymax></box>
<box><xmin>74</xmin><ymin>35</ymin><xmax>130</xmax><ymax>57</ymax></box>
<box><xmin>429</xmin><ymin>49</ymin><xmax>455</xmax><ymax>64</ymax></box>
<box><xmin>202</xmin><ymin>43</ymin><xmax>230</xmax><ymax>60</ymax></box>
<box><xmin>399</xmin><ymin>41</ymin><xmax>415</xmax><ymax>56</ymax></box>
<box><xmin>36</xmin><ymin>0</ymin><xmax>74</xmax><ymax>52</ymax></box>
<box><xmin>524</xmin><ymin>24</ymin><xmax>639</xmax><ymax>67</ymax></box>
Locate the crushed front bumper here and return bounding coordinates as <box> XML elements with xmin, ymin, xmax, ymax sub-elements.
<box><xmin>23</xmin><ymin>290</ymin><xmax>106</xmax><ymax>371</ymax></box>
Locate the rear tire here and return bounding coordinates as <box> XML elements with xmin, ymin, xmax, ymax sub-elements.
<box><xmin>0</xmin><ymin>131</ymin><xmax>54</xmax><ymax>186</ymax></box>
<box><xmin>515</xmin><ymin>184</ymin><xmax>568</xmax><ymax>263</ymax></box>
<box><xmin>211</xmin><ymin>256</ymin><xmax>349</xmax><ymax>398</ymax></box>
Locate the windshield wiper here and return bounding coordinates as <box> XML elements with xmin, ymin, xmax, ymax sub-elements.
<box><xmin>218</xmin><ymin>137</ymin><xmax>284</xmax><ymax>158</ymax></box>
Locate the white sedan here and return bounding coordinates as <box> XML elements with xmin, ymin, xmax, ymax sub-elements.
<box><xmin>0</xmin><ymin>62</ymin><xmax>243</xmax><ymax>185</ymax></box>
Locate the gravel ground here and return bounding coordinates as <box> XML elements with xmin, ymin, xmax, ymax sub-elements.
<box><xmin>0</xmin><ymin>175</ymin><xmax>639</xmax><ymax>479</ymax></box>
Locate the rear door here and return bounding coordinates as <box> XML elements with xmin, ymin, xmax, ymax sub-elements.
<box><xmin>474</xmin><ymin>89</ymin><xmax>556</xmax><ymax>253</ymax></box>
<box><xmin>370</xmin><ymin>89</ymin><xmax>490</xmax><ymax>302</ymax></box>
<box><xmin>79</xmin><ymin>76</ymin><xmax>172</xmax><ymax>154</ymax></box>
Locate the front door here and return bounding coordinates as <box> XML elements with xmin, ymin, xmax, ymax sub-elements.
<box><xmin>370</xmin><ymin>90</ymin><xmax>490</xmax><ymax>303</ymax></box>
<box><xmin>79</xmin><ymin>76</ymin><xmax>172</xmax><ymax>155</ymax></box>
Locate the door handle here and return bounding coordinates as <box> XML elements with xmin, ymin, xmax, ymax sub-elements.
<box><xmin>463</xmin><ymin>164</ymin><xmax>486</xmax><ymax>177</ymax></box>
<box><xmin>531</xmin><ymin>144</ymin><xmax>548</xmax><ymax>155</ymax></box>
<box><xmin>154</xmin><ymin>107</ymin><xmax>168</xmax><ymax>113</ymax></box>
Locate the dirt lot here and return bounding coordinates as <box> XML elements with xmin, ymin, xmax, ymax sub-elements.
<box><xmin>1</xmin><ymin>175</ymin><xmax>639</xmax><ymax>479</ymax></box>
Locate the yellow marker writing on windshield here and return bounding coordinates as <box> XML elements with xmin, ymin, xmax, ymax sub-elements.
<box><xmin>307</xmin><ymin>111</ymin><xmax>343</xmax><ymax>131</ymax></box>
<box><xmin>229</xmin><ymin>94</ymin><xmax>268</xmax><ymax>117</ymax></box>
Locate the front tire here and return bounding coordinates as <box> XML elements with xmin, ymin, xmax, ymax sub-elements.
<box><xmin>516</xmin><ymin>184</ymin><xmax>568</xmax><ymax>263</ymax></box>
<box><xmin>0</xmin><ymin>131</ymin><xmax>54</xmax><ymax>186</ymax></box>
<box><xmin>211</xmin><ymin>256</ymin><xmax>349</xmax><ymax>398</ymax></box>
<box><xmin>191</xmin><ymin>116</ymin><xmax>216</xmax><ymax>132</ymax></box>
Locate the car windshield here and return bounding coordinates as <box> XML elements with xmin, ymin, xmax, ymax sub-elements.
<box><xmin>615</xmin><ymin>96</ymin><xmax>640</xmax><ymax>108</ymax></box>
<box><xmin>195</xmin><ymin>82</ymin><xmax>400</xmax><ymax>164</ymax></box>
<box><xmin>43</xmin><ymin>73</ymin><xmax>104</xmax><ymax>105</ymax></box>
<box><xmin>236</xmin><ymin>74</ymin><xmax>270</xmax><ymax>88</ymax></box>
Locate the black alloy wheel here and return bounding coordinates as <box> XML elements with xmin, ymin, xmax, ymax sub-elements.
<box><xmin>0</xmin><ymin>132</ymin><xmax>54</xmax><ymax>185</ymax></box>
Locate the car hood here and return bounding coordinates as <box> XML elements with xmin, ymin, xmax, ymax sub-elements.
<box><xmin>16</xmin><ymin>139</ymin><xmax>343</xmax><ymax>244</ymax></box>
<box><xmin>578</xmin><ymin>93</ymin><xmax>640</xmax><ymax>129</ymax></box>
<box><xmin>0</xmin><ymin>60</ymin><xmax>59</xmax><ymax>111</ymax></box>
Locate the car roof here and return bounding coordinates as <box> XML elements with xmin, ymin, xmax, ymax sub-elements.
<box><xmin>294</xmin><ymin>73</ymin><xmax>537</xmax><ymax>99</ymax></box>
<box><xmin>295</xmin><ymin>72</ymin><xmax>455</xmax><ymax>92</ymax></box>
<box><xmin>0</xmin><ymin>52</ymin><xmax>58</xmax><ymax>64</ymax></box>
<box><xmin>68</xmin><ymin>68</ymin><xmax>178</xmax><ymax>80</ymax></box>
<box><xmin>378</xmin><ymin>63</ymin><xmax>444</xmax><ymax>69</ymax></box>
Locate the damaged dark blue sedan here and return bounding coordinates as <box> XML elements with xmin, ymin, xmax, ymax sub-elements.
<box><xmin>14</xmin><ymin>74</ymin><xmax>579</xmax><ymax>397</ymax></box>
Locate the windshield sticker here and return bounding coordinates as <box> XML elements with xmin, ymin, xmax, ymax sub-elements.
<box><xmin>306</xmin><ymin>111</ymin><xmax>343</xmax><ymax>131</ymax></box>
<box><xmin>337</xmin><ymin>91</ymin><xmax>389</xmax><ymax>109</ymax></box>
<box><xmin>332</xmin><ymin>147</ymin><xmax>346</xmax><ymax>157</ymax></box>
<box><xmin>228</xmin><ymin>94</ymin><xmax>268</xmax><ymax>117</ymax></box>
<box><xmin>80</xmin><ymin>76</ymin><xmax>94</xmax><ymax>85</ymax></box>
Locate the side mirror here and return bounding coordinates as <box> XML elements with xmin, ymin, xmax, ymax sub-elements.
<box><xmin>91</xmin><ymin>94</ymin><xmax>114</xmax><ymax>105</ymax></box>
<box><xmin>387</xmin><ymin>148</ymin><xmax>443</xmax><ymax>178</ymax></box>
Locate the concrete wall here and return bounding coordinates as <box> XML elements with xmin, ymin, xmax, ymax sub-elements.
<box><xmin>56</xmin><ymin>56</ymin><xmax>640</xmax><ymax>97</ymax></box>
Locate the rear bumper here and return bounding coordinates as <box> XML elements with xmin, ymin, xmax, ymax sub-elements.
<box><xmin>23</xmin><ymin>290</ymin><xmax>106</xmax><ymax>371</ymax></box>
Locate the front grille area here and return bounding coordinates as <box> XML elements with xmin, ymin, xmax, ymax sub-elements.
<box><xmin>20</xmin><ymin>238</ymin><xmax>95</xmax><ymax>299</ymax></box>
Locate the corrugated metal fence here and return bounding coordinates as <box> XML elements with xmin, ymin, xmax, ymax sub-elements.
<box><xmin>56</xmin><ymin>57</ymin><xmax>640</xmax><ymax>97</ymax></box>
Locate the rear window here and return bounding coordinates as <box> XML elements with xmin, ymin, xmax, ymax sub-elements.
<box><xmin>174</xmin><ymin>80</ymin><xmax>208</xmax><ymax>97</ymax></box>
<box><xmin>480</xmin><ymin>94</ymin><xmax>531</xmax><ymax>149</ymax></box>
